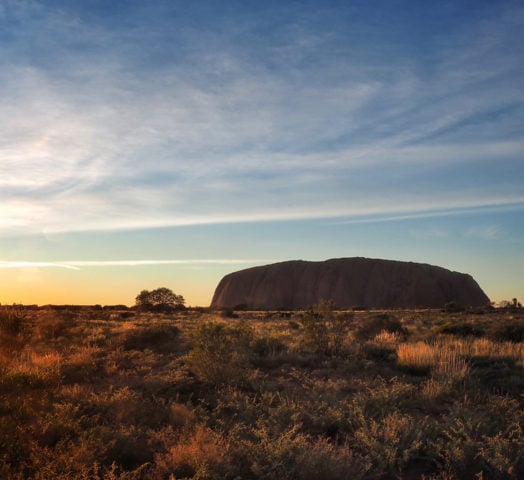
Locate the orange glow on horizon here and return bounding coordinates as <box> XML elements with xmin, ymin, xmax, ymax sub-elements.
<box><xmin>0</xmin><ymin>267</ymin><xmax>215</xmax><ymax>307</ymax></box>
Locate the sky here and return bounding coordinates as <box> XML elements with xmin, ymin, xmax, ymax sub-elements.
<box><xmin>0</xmin><ymin>0</ymin><xmax>523</xmax><ymax>307</ymax></box>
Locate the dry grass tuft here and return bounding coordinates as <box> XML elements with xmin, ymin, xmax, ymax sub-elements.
<box><xmin>397</xmin><ymin>341</ymin><xmax>470</xmax><ymax>382</ymax></box>
<box><xmin>373</xmin><ymin>329</ymin><xmax>402</xmax><ymax>345</ymax></box>
<box><xmin>154</xmin><ymin>424</ymin><xmax>229</xmax><ymax>478</ymax></box>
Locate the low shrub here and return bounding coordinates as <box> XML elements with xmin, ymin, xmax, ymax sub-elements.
<box><xmin>35</xmin><ymin>315</ymin><xmax>67</xmax><ymax>340</ymax></box>
<box><xmin>442</xmin><ymin>301</ymin><xmax>465</xmax><ymax>313</ymax></box>
<box><xmin>301</xmin><ymin>310</ymin><xmax>329</xmax><ymax>354</ymax></box>
<box><xmin>436</xmin><ymin>321</ymin><xmax>484</xmax><ymax>337</ymax></box>
<box><xmin>362</xmin><ymin>343</ymin><xmax>396</xmax><ymax>362</ymax></box>
<box><xmin>432</xmin><ymin>396</ymin><xmax>524</xmax><ymax>479</ymax></box>
<box><xmin>487</xmin><ymin>319</ymin><xmax>524</xmax><ymax>343</ymax></box>
<box><xmin>219</xmin><ymin>307</ymin><xmax>239</xmax><ymax>318</ymax></box>
<box><xmin>121</xmin><ymin>323</ymin><xmax>179</xmax><ymax>352</ymax></box>
<box><xmin>186</xmin><ymin>322</ymin><xmax>253</xmax><ymax>385</ymax></box>
<box><xmin>353</xmin><ymin>314</ymin><xmax>406</xmax><ymax>341</ymax></box>
<box><xmin>153</xmin><ymin>424</ymin><xmax>230</xmax><ymax>479</ymax></box>
<box><xmin>0</xmin><ymin>304</ymin><xmax>26</xmax><ymax>335</ymax></box>
<box><xmin>252</xmin><ymin>335</ymin><xmax>287</xmax><ymax>358</ymax></box>
<box><xmin>228</xmin><ymin>425</ymin><xmax>361</xmax><ymax>480</ymax></box>
<box><xmin>0</xmin><ymin>350</ymin><xmax>63</xmax><ymax>390</ymax></box>
<box><xmin>300</xmin><ymin>301</ymin><xmax>352</xmax><ymax>356</ymax></box>
<box><xmin>353</xmin><ymin>412</ymin><xmax>428</xmax><ymax>478</ymax></box>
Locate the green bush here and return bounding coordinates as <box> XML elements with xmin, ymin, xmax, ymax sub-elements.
<box><xmin>301</xmin><ymin>310</ymin><xmax>329</xmax><ymax>354</ymax></box>
<box><xmin>432</xmin><ymin>396</ymin><xmax>524</xmax><ymax>479</ymax></box>
<box><xmin>353</xmin><ymin>412</ymin><xmax>428</xmax><ymax>478</ymax></box>
<box><xmin>300</xmin><ymin>301</ymin><xmax>352</xmax><ymax>355</ymax></box>
<box><xmin>186</xmin><ymin>322</ymin><xmax>253</xmax><ymax>385</ymax></box>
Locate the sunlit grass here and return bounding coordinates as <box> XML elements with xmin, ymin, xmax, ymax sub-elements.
<box><xmin>396</xmin><ymin>341</ymin><xmax>470</xmax><ymax>381</ymax></box>
<box><xmin>373</xmin><ymin>329</ymin><xmax>402</xmax><ymax>345</ymax></box>
<box><xmin>2</xmin><ymin>349</ymin><xmax>62</xmax><ymax>387</ymax></box>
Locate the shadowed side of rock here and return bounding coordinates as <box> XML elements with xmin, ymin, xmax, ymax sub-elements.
<box><xmin>210</xmin><ymin>258</ymin><xmax>490</xmax><ymax>309</ymax></box>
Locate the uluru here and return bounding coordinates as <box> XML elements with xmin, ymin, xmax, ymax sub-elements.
<box><xmin>210</xmin><ymin>257</ymin><xmax>490</xmax><ymax>309</ymax></box>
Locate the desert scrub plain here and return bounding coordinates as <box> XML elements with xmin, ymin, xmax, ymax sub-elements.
<box><xmin>0</xmin><ymin>303</ymin><xmax>523</xmax><ymax>479</ymax></box>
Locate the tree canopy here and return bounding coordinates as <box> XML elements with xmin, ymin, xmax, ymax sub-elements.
<box><xmin>135</xmin><ymin>288</ymin><xmax>185</xmax><ymax>311</ymax></box>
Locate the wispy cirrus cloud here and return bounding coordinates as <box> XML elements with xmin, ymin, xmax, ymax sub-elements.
<box><xmin>0</xmin><ymin>1</ymin><xmax>523</xmax><ymax>234</ymax></box>
<box><xmin>464</xmin><ymin>225</ymin><xmax>504</xmax><ymax>241</ymax></box>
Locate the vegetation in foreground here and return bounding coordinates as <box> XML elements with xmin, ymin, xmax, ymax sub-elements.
<box><xmin>0</xmin><ymin>303</ymin><xmax>523</xmax><ymax>479</ymax></box>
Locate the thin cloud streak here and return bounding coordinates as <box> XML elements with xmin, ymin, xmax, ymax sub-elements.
<box><xmin>1</xmin><ymin>193</ymin><xmax>523</xmax><ymax>235</ymax></box>
<box><xmin>0</xmin><ymin>259</ymin><xmax>273</xmax><ymax>270</ymax></box>
<box><xmin>21</xmin><ymin>195</ymin><xmax>524</xmax><ymax>234</ymax></box>
<box><xmin>0</xmin><ymin>261</ymin><xmax>80</xmax><ymax>270</ymax></box>
<box><xmin>332</xmin><ymin>200</ymin><xmax>524</xmax><ymax>226</ymax></box>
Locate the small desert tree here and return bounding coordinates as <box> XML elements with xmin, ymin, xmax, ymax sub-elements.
<box><xmin>135</xmin><ymin>287</ymin><xmax>185</xmax><ymax>312</ymax></box>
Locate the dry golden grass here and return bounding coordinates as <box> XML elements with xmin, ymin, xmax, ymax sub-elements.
<box><xmin>465</xmin><ymin>337</ymin><xmax>524</xmax><ymax>363</ymax></box>
<box><xmin>397</xmin><ymin>341</ymin><xmax>470</xmax><ymax>381</ymax></box>
<box><xmin>154</xmin><ymin>424</ymin><xmax>229</xmax><ymax>478</ymax></box>
<box><xmin>373</xmin><ymin>329</ymin><xmax>402</xmax><ymax>345</ymax></box>
<box><xmin>397</xmin><ymin>336</ymin><xmax>523</xmax><ymax>382</ymax></box>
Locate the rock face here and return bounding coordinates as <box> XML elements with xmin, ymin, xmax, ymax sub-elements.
<box><xmin>210</xmin><ymin>258</ymin><xmax>489</xmax><ymax>309</ymax></box>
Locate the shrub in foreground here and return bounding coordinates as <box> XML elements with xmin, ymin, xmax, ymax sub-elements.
<box><xmin>300</xmin><ymin>301</ymin><xmax>352</xmax><ymax>355</ymax></box>
<box><xmin>186</xmin><ymin>322</ymin><xmax>253</xmax><ymax>385</ymax></box>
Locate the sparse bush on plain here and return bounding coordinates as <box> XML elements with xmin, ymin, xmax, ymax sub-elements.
<box><xmin>153</xmin><ymin>424</ymin><xmax>229</xmax><ymax>479</ymax></box>
<box><xmin>300</xmin><ymin>300</ymin><xmax>352</xmax><ymax>355</ymax></box>
<box><xmin>121</xmin><ymin>323</ymin><xmax>179</xmax><ymax>352</ymax></box>
<box><xmin>437</xmin><ymin>320</ymin><xmax>484</xmax><ymax>337</ymax></box>
<box><xmin>251</xmin><ymin>335</ymin><xmax>287</xmax><ymax>358</ymax></box>
<box><xmin>186</xmin><ymin>321</ymin><xmax>253</xmax><ymax>385</ymax></box>
<box><xmin>353</xmin><ymin>412</ymin><xmax>427</xmax><ymax>478</ymax></box>
<box><xmin>353</xmin><ymin>313</ymin><xmax>407</xmax><ymax>341</ymax></box>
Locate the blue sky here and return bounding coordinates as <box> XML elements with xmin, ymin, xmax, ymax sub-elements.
<box><xmin>0</xmin><ymin>0</ymin><xmax>523</xmax><ymax>306</ymax></box>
